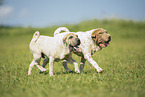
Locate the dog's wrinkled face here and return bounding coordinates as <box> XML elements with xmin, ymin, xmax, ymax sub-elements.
<box><xmin>63</xmin><ymin>33</ymin><xmax>81</xmax><ymax>51</ymax></box>
<box><xmin>91</xmin><ymin>28</ymin><xmax>111</xmax><ymax>48</ymax></box>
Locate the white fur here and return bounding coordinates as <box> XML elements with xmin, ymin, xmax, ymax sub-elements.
<box><xmin>54</xmin><ymin>28</ymin><xmax>103</xmax><ymax>73</ymax></box>
<box><xmin>28</xmin><ymin>31</ymin><xmax>80</xmax><ymax>76</ymax></box>
<box><xmin>54</xmin><ymin>27</ymin><xmax>70</xmax><ymax>36</ymax></box>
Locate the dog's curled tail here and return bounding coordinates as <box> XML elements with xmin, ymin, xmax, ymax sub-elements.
<box><xmin>32</xmin><ymin>31</ymin><xmax>40</xmax><ymax>42</ymax></box>
<box><xmin>54</xmin><ymin>27</ymin><xmax>70</xmax><ymax>36</ymax></box>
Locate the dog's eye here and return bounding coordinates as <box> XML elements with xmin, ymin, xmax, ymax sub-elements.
<box><xmin>69</xmin><ymin>36</ymin><xmax>73</xmax><ymax>39</ymax></box>
<box><xmin>99</xmin><ymin>42</ymin><xmax>102</xmax><ymax>44</ymax></box>
<box><xmin>76</xmin><ymin>35</ymin><xmax>78</xmax><ymax>37</ymax></box>
<box><xmin>99</xmin><ymin>32</ymin><xmax>104</xmax><ymax>34</ymax></box>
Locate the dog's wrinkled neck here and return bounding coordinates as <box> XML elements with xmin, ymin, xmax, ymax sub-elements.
<box><xmin>91</xmin><ymin>33</ymin><xmax>100</xmax><ymax>47</ymax></box>
<box><xmin>69</xmin><ymin>45</ymin><xmax>74</xmax><ymax>52</ymax></box>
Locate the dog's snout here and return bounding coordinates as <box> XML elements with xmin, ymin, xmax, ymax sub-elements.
<box><xmin>76</xmin><ymin>38</ymin><xmax>81</xmax><ymax>45</ymax></box>
<box><xmin>108</xmin><ymin>35</ymin><xmax>111</xmax><ymax>42</ymax></box>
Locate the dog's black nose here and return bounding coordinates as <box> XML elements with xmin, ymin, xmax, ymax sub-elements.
<box><xmin>76</xmin><ymin>38</ymin><xmax>81</xmax><ymax>45</ymax></box>
<box><xmin>107</xmin><ymin>36</ymin><xmax>111</xmax><ymax>42</ymax></box>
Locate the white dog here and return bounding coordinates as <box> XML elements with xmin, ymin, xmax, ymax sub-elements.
<box><xmin>42</xmin><ymin>27</ymin><xmax>111</xmax><ymax>73</ymax></box>
<box><xmin>28</xmin><ymin>30</ymin><xmax>80</xmax><ymax>76</ymax></box>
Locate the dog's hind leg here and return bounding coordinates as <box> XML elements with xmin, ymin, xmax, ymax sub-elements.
<box><xmin>35</xmin><ymin>64</ymin><xmax>47</xmax><ymax>72</ymax></box>
<box><xmin>34</xmin><ymin>57</ymin><xmax>47</xmax><ymax>72</ymax></box>
<box><xmin>28</xmin><ymin>59</ymin><xmax>35</xmax><ymax>75</ymax></box>
<box><xmin>39</xmin><ymin>57</ymin><xmax>49</xmax><ymax>73</ymax></box>
<box><xmin>28</xmin><ymin>59</ymin><xmax>47</xmax><ymax>75</ymax></box>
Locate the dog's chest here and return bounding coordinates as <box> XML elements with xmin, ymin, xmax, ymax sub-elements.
<box><xmin>91</xmin><ymin>44</ymin><xmax>101</xmax><ymax>54</ymax></box>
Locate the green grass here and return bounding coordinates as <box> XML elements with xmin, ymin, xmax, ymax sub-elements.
<box><xmin>0</xmin><ymin>19</ymin><xmax>145</xmax><ymax>97</ymax></box>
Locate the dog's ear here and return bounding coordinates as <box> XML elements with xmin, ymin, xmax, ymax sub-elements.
<box><xmin>63</xmin><ymin>34</ymin><xmax>69</xmax><ymax>46</ymax></box>
<box><xmin>91</xmin><ymin>28</ymin><xmax>102</xmax><ymax>42</ymax></box>
<box><xmin>63</xmin><ymin>33</ymin><xmax>74</xmax><ymax>43</ymax></box>
<box><xmin>91</xmin><ymin>28</ymin><xmax>107</xmax><ymax>38</ymax></box>
<box><xmin>91</xmin><ymin>28</ymin><xmax>102</xmax><ymax>38</ymax></box>
<box><xmin>63</xmin><ymin>36</ymin><xmax>67</xmax><ymax>44</ymax></box>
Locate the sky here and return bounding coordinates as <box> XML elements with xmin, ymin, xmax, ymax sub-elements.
<box><xmin>0</xmin><ymin>0</ymin><xmax>145</xmax><ymax>27</ymax></box>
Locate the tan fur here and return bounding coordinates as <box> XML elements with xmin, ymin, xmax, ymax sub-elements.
<box><xmin>63</xmin><ymin>33</ymin><xmax>79</xmax><ymax>46</ymax></box>
<box><xmin>51</xmin><ymin>27</ymin><xmax>111</xmax><ymax>73</ymax></box>
<box><xmin>91</xmin><ymin>28</ymin><xmax>110</xmax><ymax>45</ymax></box>
<box><xmin>42</xmin><ymin>27</ymin><xmax>111</xmax><ymax>74</ymax></box>
<box><xmin>28</xmin><ymin>31</ymin><xmax>81</xmax><ymax>76</ymax></box>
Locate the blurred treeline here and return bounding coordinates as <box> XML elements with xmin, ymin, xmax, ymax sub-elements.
<box><xmin>0</xmin><ymin>19</ymin><xmax>145</xmax><ymax>40</ymax></box>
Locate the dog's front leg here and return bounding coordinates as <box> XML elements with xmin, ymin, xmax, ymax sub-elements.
<box><xmin>49</xmin><ymin>56</ymin><xmax>54</xmax><ymax>76</ymax></box>
<box><xmin>42</xmin><ymin>57</ymin><xmax>49</xmax><ymax>67</ymax></box>
<box><xmin>68</xmin><ymin>58</ymin><xmax>80</xmax><ymax>73</ymax></box>
<box><xmin>28</xmin><ymin>59</ymin><xmax>35</xmax><ymax>75</ymax></box>
<box><xmin>28</xmin><ymin>59</ymin><xmax>47</xmax><ymax>75</ymax></box>
<box><xmin>62</xmin><ymin>60</ymin><xmax>72</xmax><ymax>72</ymax></box>
<box><xmin>84</xmin><ymin>54</ymin><xmax>103</xmax><ymax>73</ymax></box>
<box><xmin>80</xmin><ymin>57</ymin><xmax>86</xmax><ymax>73</ymax></box>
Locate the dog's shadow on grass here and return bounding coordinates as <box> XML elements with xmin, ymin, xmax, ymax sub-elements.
<box><xmin>39</xmin><ymin>71</ymin><xmax>86</xmax><ymax>75</ymax></box>
<box><xmin>39</xmin><ymin>70</ymin><xmax>102</xmax><ymax>75</ymax></box>
<box><xmin>55</xmin><ymin>71</ymin><xmax>81</xmax><ymax>75</ymax></box>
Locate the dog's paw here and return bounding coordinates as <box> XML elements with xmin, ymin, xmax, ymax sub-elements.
<box><xmin>49</xmin><ymin>74</ymin><xmax>54</xmax><ymax>76</ymax></box>
<box><xmin>97</xmin><ymin>68</ymin><xmax>103</xmax><ymax>73</ymax></box>
<box><xmin>39</xmin><ymin>70</ymin><xmax>44</xmax><ymax>74</ymax></box>
<box><xmin>66</xmin><ymin>70</ymin><xmax>73</xmax><ymax>73</ymax></box>
<box><xmin>28</xmin><ymin>72</ymin><xmax>31</xmax><ymax>75</ymax></box>
<box><xmin>41</xmin><ymin>68</ymin><xmax>47</xmax><ymax>71</ymax></box>
<box><xmin>75</xmin><ymin>70</ymin><xmax>80</xmax><ymax>73</ymax></box>
<box><xmin>39</xmin><ymin>68</ymin><xmax>48</xmax><ymax>74</ymax></box>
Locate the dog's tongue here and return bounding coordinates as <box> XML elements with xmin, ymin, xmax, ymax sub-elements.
<box><xmin>73</xmin><ymin>46</ymin><xmax>79</xmax><ymax>51</ymax></box>
<box><xmin>104</xmin><ymin>43</ymin><xmax>109</xmax><ymax>45</ymax></box>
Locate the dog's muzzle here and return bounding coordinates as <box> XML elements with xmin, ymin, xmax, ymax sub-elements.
<box><xmin>105</xmin><ymin>35</ymin><xmax>111</xmax><ymax>45</ymax></box>
<box><xmin>69</xmin><ymin>38</ymin><xmax>81</xmax><ymax>52</ymax></box>
<box><xmin>76</xmin><ymin>38</ymin><xmax>81</xmax><ymax>46</ymax></box>
<box><xmin>99</xmin><ymin>35</ymin><xmax>111</xmax><ymax>48</ymax></box>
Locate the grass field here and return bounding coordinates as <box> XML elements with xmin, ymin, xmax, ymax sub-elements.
<box><xmin>0</xmin><ymin>19</ymin><xmax>145</xmax><ymax>97</ymax></box>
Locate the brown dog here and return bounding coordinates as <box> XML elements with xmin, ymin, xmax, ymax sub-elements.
<box><xmin>91</xmin><ymin>28</ymin><xmax>111</xmax><ymax>48</ymax></box>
